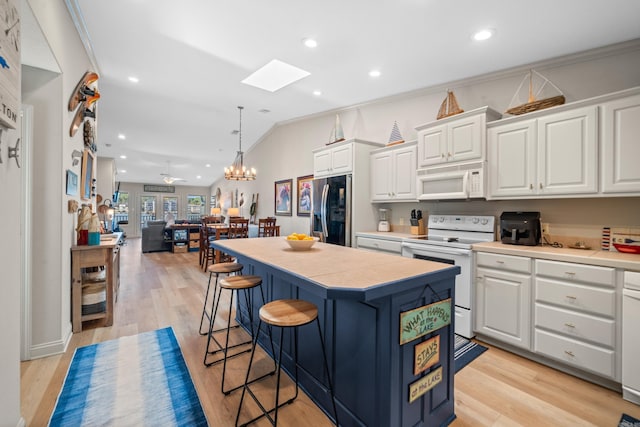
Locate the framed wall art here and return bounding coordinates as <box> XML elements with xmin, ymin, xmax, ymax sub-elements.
<box><xmin>296</xmin><ymin>175</ymin><xmax>313</xmax><ymax>217</ymax></box>
<box><xmin>274</xmin><ymin>178</ymin><xmax>292</xmax><ymax>216</ymax></box>
<box><xmin>66</xmin><ymin>169</ymin><xmax>78</xmax><ymax>196</ymax></box>
<box><xmin>80</xmin><ymin>149</ymin><xmax>95</xmax><ymax>200</ymax></box>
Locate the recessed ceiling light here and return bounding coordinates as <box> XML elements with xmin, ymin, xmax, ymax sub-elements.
<box><xmin>472</xmin><ymin>28</ymin><xmax>494</xmax><ymax>41</ymax></box>
<box><xmin>196</xmin><ymin>175</ymin><xmax>201</xmax><ymax>179</ymax></box>
<box><xmin>205</xmin><ymin>164</ymin><xmax>211</xmax><ymax>168</ymax></box>
<box><xmin>120</xmin><ymin>170</ymin><xmax>127</xmax><ymax>173</ymax></box>
<box><xmin>369</xmin><ymin>70</ymin><xmax>381</xmax><ymax>78</ymax></box>
<box><xmin>128</xmin><ymin>76</ymin><xmax>139</xmax><ymax>83</ymax></box>
<box><xmin>242</xmin><ymin>59</ymin><xmax>311</xmax><ymax>92</ymax></box>
<box><xmin>302</xmin><ymin>38</ymin><xmax>318</xmax><ymax>48</ymax></box>
<box><xmin>118</xmin><ymin>134</ymin><xmax>126</xmax><ymax>140</ymax></box>
<box><xmin>313</xmin><ymin>90</ymin><xmax>322</xmax><ymax>96</ymax></box>
<box><xmin>119</xmin><ymin>155</ymin><xmax>127</xmax><ymax>159</ymax></box>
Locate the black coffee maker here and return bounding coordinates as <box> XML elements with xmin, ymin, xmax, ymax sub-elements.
<box><xmin>500</xmin><ymin>212</ymin><xmax>541</xmax><ymax>246</ymax></box>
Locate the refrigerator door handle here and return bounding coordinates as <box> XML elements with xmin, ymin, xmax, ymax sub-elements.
<box><xmin>321</xmin><ymin>183</ymin><xmax>329</xmax><ymax>238</ymax></box>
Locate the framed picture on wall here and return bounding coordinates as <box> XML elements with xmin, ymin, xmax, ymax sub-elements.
<box><xmin>66</xmin><ymin>169</ymin><xmax>78</xmax><ymax>196</ymax></box>
<box><xmin>296</xmin><ymin>175</ymin><xmax>313</xmax><ymax>217</ymax></box>
<box><xmin>274</xmin><ymin>178</ymin><xmax>292</xmax><ymax>216</ymax></box>
<box><xmin>80</xmin><ymin>149</ymin><xmax>95</xmax><ymax>200</ymax></box>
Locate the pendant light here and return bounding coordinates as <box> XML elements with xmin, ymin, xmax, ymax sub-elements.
<box><xmin>224</xmin><ymin>106</ymin><xmax>256</xmax><ymax>180</ymax></box>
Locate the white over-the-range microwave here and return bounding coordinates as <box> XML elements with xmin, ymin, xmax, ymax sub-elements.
<box><xmin>416</xmin><ymin>161</ymin><xmax>485</xmax><ymax>200</ymax></box>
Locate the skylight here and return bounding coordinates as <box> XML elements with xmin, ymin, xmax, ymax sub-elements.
<box><xmin>242</xmin><ymin>59</ymin><xmax>310</xmax><ymax>92</ymax></box>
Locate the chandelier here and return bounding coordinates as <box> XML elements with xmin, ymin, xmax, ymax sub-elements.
<box><xmin>224</xmin><ymin>106</ymin><xmax>256</xmax><ymax>180</ymax></box>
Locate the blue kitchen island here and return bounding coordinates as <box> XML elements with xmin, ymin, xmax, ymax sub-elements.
<box><xmin>212</xmin><ymin>237</ymin><xmax>460</xmax><ymax>427</ymax></box>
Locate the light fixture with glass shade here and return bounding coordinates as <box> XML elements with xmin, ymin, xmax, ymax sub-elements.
<box><xmin>224</xmin><ymin>106</ymin><xmax>256</xmax><ymax>181</ymax></box>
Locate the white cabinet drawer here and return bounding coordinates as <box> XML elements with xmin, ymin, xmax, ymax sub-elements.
<box><xmin>476</xmin><ymin>252</ymin><xmax>531</xmax><ymax>273</ymax></box>
<box><xmin>356</xmin><ymin>237</ymin><xmax>402</xmax><ymax>255</ymax></box>
<box><xmin>535</xmin><ymin>278</ymin><xmax>616</xmax><ymax>317</ymax></box>
<box><xmin>535</xmin><ymin>329</ymin><xmax>615</xmax><ymax>378</ymax></box>
<box><xmin>535</xmin><ymin>259</ymin><xmax>615</xmax><ymax>287</ymax></box>
<box><xmin>535</xmin><ymin>304</ymin><xmax>615</xmax><ymax>347</ymax></box>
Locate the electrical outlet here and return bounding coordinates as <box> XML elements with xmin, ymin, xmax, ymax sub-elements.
<box><xmin>541</xmin><ymin>223</ymin><xmax>550</xmax><ymax>235</ymax></box>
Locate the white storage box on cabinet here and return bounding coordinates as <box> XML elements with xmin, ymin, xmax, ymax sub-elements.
<box><xmin>416</xmin><ymin>107</ymin><xmax>500</xmax><ymax>167</ymax></box>
<box><xmin>475</xmin><ymin>252</ymin><xmax>532</xmax><ymax>350</ymax></box>
<box><xmin>488</xmin><ymin>105</ymin><xmax>598</xmax><ymax>198</ymax></box>
<box><xmin>534</xmin><ymin>259</ymin><xmax>618</xmax><ymax>380</ymax></box>
<box><xmin>370</xmin><ymin>142</ymin><xmax>417</xmax><ymax>202</ymax></box>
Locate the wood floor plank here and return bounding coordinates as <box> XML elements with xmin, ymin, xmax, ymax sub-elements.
<box><xmin>21</xmin><ymin>237</ymin><xmax>640</xmax><ymax>426</ymax></box>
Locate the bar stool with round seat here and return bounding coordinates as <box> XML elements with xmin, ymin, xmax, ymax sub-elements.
<box><xmin>205</xmin><ymin>274</ymin><xmax>276</xmax><ymax>395</ymax></box>
<box><xmin>235</xmin><ymin>299</ymin><xmax>339</xmax><ymax>427</ymax></box>
<box><xmin>198</xmin><ymin>261</ymin><xmax>244</xmax><ymax>336</ymax></box>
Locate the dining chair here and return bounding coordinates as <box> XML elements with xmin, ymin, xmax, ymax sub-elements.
<box><xmin>258</xmin><ymin>217</ymin><xmax>277</xmax><ymax>237</ymax></box>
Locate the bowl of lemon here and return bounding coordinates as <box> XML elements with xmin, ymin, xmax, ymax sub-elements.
<box><xmin>285</xmin><ymin>233</ymin><xmax>319</xmax><ymax>251</ymax></box>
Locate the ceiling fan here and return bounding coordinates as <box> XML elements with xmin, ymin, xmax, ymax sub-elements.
<box><xmin>160</xmin><ymin>161</ymin><xmax>186</xmax><ymax>184</ymax></box>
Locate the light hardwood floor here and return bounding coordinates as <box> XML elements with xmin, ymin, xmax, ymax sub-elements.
<box><xmin>21</xmin><ymin>238</ymin><xmax>640</xmax><ymax>426</ymax></box>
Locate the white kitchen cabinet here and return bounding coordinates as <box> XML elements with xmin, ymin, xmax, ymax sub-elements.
<box><xmin>488</xmin><ymin>105</ymin><xmax>598</xmax><ymax>198</ymax></box>
<box><xmin>475</xmin><ymin>252</ymin><xmax>532</xmax><ymax>350</ymax></box>
<box><xmin>416</xmin><ymin>107</ymin><xmax>500</xmax><ymax>167</ymax></box>
<box><xmin>601</xmin><ymin>93</ymin><xmax>640</xmax><ymax>194</ymax></box>
<box><xmin>370</xmin><ymin>142</ymin><xmax>416</xmax><ymax>201</ymax></box>
<box><xmin>355</xmin><ymin>235</ymin><xmax>403</xmax><ymax>255</ymax></box>
<box><xmin>313</xmin><ymin>142</ymin><xmax>353</xmax><ymax>177</ymax></box>
<box><xmin>534</xmin><ymin>259</ymin><xmax>618</xmax><ymax>380</ymax></box>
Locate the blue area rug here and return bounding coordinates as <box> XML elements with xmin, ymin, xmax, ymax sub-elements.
<box><xmin>619</xmin><ymin>413</ymin><xmax>640</xmax><ymax>426</ymax></box>
<box><xmin>49</xmin><ymin>327</ymin><xmax>208</xmax><ymax>427</ymax></box>
<box><xmin>454</xmin><ymin>334</ymin><xmax>488</xmax><ymax>373</ymax></box>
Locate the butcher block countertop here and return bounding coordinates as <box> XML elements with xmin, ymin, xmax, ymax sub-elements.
<box><xmin>473</xmin><ymin>241</ymin><xmax>640</xmax><ymax>271</ymax></box>
<box><xmin>212</xmin><ymin>236</ymin><xmax>459</xmax><ymax>299</ymax></box>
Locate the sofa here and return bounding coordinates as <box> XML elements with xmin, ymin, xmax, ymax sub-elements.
<box><xmin>141</xmin><ymin>220</ymin><xmax>171</xmax><ymax>253</ymax></box>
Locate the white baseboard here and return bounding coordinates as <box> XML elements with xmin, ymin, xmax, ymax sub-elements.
<box><xmin>29</xmin><ymin>325</ymin><xmax>72</xmax><ymax>359</ymax></box>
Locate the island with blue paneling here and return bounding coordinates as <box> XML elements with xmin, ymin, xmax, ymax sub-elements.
<box><xmin>212</xmin><ymin>236</ymin><xmax>460</xmax><ymax>427</ymax></box>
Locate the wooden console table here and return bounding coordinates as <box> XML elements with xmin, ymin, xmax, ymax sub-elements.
<box><xmin>70</xmin><ymin>233</ymin><xmax>123</xmax><ymax>332</ymax></box>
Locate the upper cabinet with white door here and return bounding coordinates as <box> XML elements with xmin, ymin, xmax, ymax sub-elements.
<box><xmin>313</xmin><ymin>138</ymin><xmax>384</xmax><ymax>178</ymax></box>
<box><xmin>370</xmin><ymin>141</ymin><xmax>417</xmax><ymax>202</ymax></box>
<box><xmin>487</xmin><ymin>86</ymin><xmax>640</xmax><ymax>199</ymax></box>
<box><xmin>601</xmin><ymin>92</ymin><xmax>640</xmax><ymax>194</ymax></box>
<box><xmin>415</xmin><ymin>107</ymin><xmax>501</xmax><ymax>167</ymax></box>
<box><xmin>488</xmin><ymin>105</ymin><xmax>598</xmax><ymax>198</ymax></box>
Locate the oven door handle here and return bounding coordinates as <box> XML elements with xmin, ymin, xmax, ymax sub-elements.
<box><xmin>402</xmin><ymin>242</ymin><xmax>471</xmax><ymax>257</ymax></box>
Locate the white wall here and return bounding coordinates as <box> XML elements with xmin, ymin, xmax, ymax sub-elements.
<box><xmin>24</xmin><ymin>0</ymin><xmax>94</xmax><ymax>360</ymax></box>
<box><xmin>211</xmin><ymin>42</ymin><xmax>640</xmax><ymax>238</ymax></box>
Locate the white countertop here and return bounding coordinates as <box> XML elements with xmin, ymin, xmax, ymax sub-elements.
<box><xmin>473</xmin><ymin>241</ymin><xmax>640</xmax><ymax>271</ymax></box>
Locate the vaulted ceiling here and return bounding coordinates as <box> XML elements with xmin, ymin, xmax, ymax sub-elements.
<box><xmin>68</xmin><ymin>0</ymin><xmax>640</xmax><ymax>186</ymax></box>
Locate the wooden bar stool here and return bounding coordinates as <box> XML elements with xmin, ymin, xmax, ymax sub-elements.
<box><xmin>235</xmin><ymin>299</ymin><xmax>339</xmax><ymax>427</ymax></box>
<box><xmin>199</xmin><ymin>262</ymin><xmax>244</xmax><ymax>336</ymax></box>
<box><xmin>205</xmin><ymin>275</ymin><xmax>276</xmax><ymax>395</ymax></box>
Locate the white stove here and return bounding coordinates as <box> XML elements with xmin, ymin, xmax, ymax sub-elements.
<box><xmin>402</xmin><ymin>215</ymin><xmax>495</xmax><ymax>338</ymax></box>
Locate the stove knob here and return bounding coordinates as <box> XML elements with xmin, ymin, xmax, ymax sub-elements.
<box><xmin>439</xmin><ymin>217</ymin><xmax>446</xmax><ymax>223</ymax></box>
<box><xmin>472</xmin><ymin>217</ymin><xmax>479</xmax><ymax>224</ymax></box>
<box><xmin>481</xmin><ymin>218</ymin><xmax>489</xmax><ymax>225</ymax></box>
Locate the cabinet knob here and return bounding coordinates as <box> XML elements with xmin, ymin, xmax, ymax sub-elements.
<box><xmin>529</xmin><ymin>183</ymin><xmax>533</xmax><ymax>190</ymax></box>
<box><xmin>448</xmin><ymin>152</ymin><xmax>452</xmax><ymax>158</ymax></box>
<box><xmin>564</xmin><ymin>350</ymin><xmax>575</xmax><ymax>357</ymax></box>
<box><xmin>565</xmin><ymin>295</ymin><xmax>577</xmax><ymax>300</ymax></box>
<box><xmin>539</xmin><ymin>183</ymin><xmax>543</xmax><ymax>189</ymax></box>
<box><xmin>495</xmin><ymin>260</ymin><xmax>504</xmax><ymax>264</ymax></box>
<box><xmin>565</xmin><ymin>272</ymin><xmax>576</xmax><ymax>276</ymax></box>
<box><xmin>564</xmin><ymin>323</ymin><xmax>576</xmax><ymax>328</ymax></box>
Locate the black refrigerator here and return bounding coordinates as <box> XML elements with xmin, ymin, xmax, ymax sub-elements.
<box><xmin>311</xmin><ymin>175</ymin><xmax>352</xmax><ymax>246</ymax></box>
